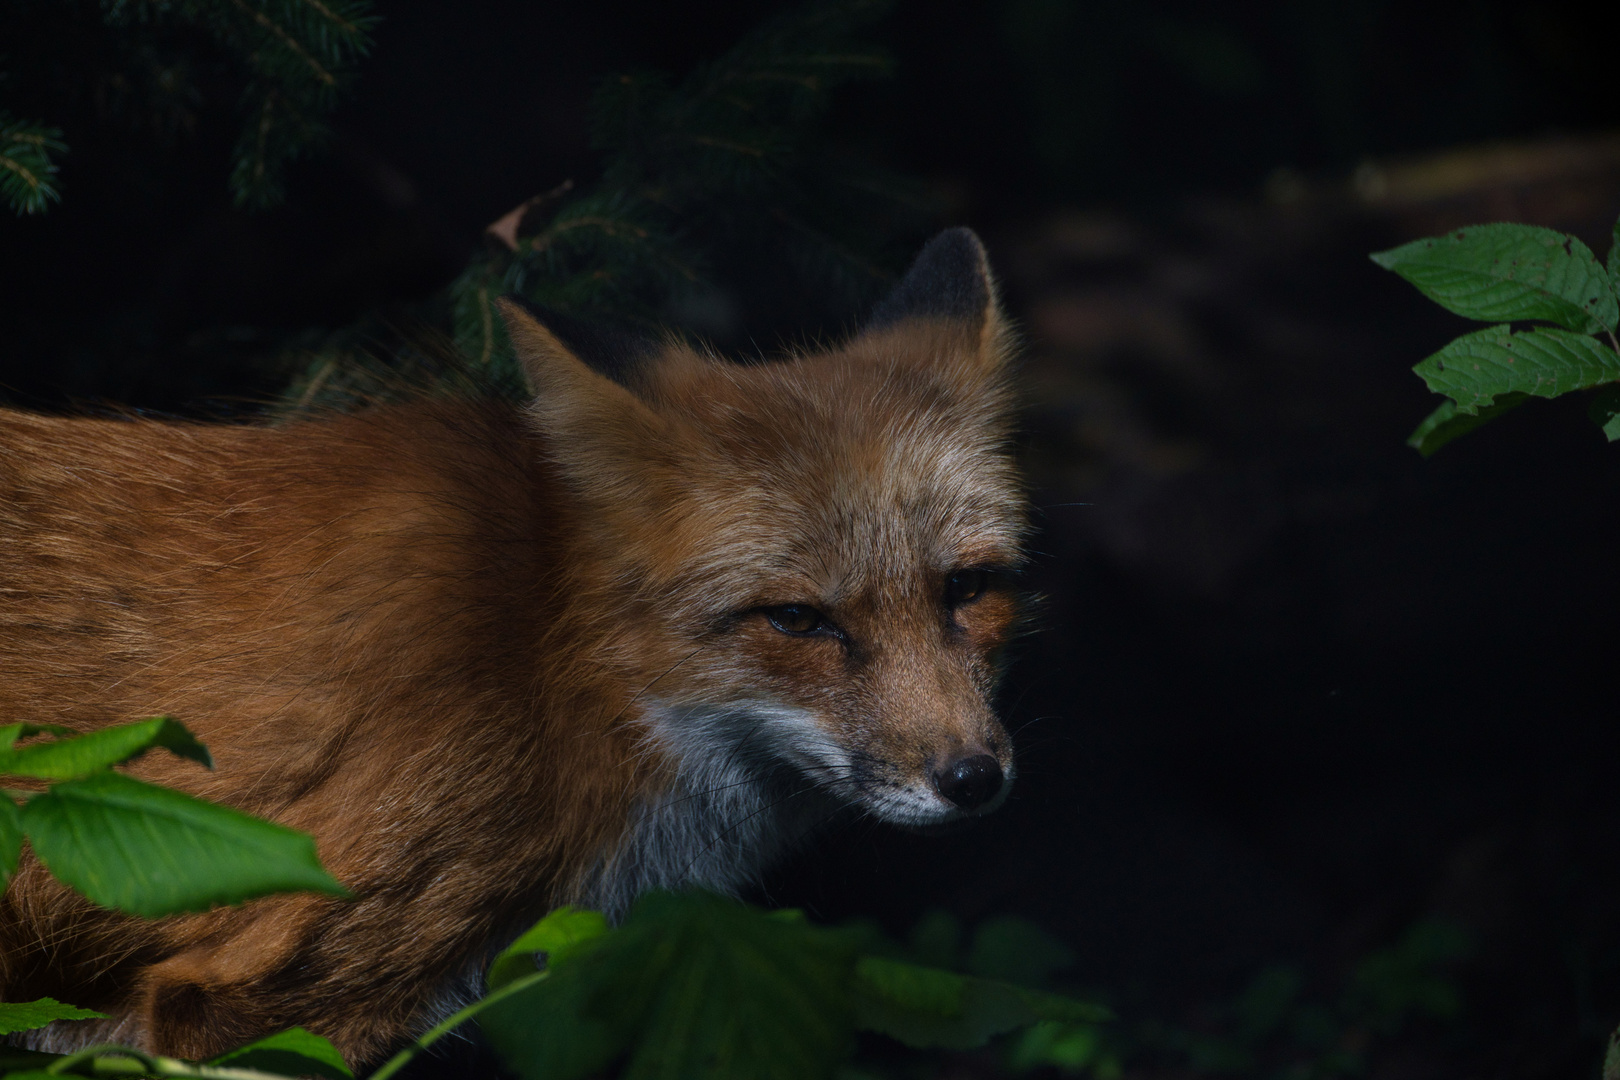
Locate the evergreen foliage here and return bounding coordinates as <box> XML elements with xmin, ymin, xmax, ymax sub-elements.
<box><xmin>0</xmin><ymin>112</ymin><xmax>66</xmax><ymax>215</ymax></box>
<box><xmin>2</xmin><ymin>0</ymin><xmax>376</xmax><ymax>215</ymax></box>
<box><xmin>281</xmin><ymin>0</ymin><xmax>927</xmax><ymax>411</ymax></box>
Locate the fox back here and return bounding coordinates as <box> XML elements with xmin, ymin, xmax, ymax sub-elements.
<box><xmin>0</xmin><ymin>229</ymin><xmax>1026</xmax><ymax>1064</ymax></box>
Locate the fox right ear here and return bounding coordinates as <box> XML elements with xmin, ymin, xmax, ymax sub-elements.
<box><xmin>864</xmin><ymin>227</ymin><xmax>1011</xmax><ymax>363</ymax></box>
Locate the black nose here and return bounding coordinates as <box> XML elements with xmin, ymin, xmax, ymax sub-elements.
<box><xmin>932</xmin><ymin>753</ymin><xmax>1004</xmax><ymax>811</ymax></box>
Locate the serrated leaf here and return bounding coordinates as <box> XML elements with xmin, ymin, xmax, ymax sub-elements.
<box><xmin>0</xmin><ymin>717</ymin><xmax>211</xmax><ymax>780</ymax></box>
<box><xmin>488</xmin><ymin>907</ymin><xmax>610</xmax><ymax>991</ymax></box>
<box><xmin>1413</xmin><ymin>326</ymin><xmax>1620</xmax><ymax>414</ymax></box>
<box><xmin>0</xmin><ymin>997</ymin><xmax>107</xmax><ymax>1036</ymax></box>
<box><xmin>1589</xmin><ymin>385</ymin><xmax>1620</xmax><ymax>442</ymax></box>
<box><xmin>0</xmin><ymin>796</ymin><xmax>21</xmax><ymax>885</ymax></box>
<box><xmin>1371</xmin><ymin>223</ymin><xmax>1617</xmax><ymax>333</ymax></box>
<box><xmin>479</xmin><ymin>891</ymin><xmax>855</xmax><ymax>1080</ymax></box>
<box><xmin>851</xmin><ymin>956</ymin><xmax>1110</xmax><ymax>1051</ymax></box>
<box><xmin>21</xmin><ymin>772</ymin><xmax>348</xmax><ymax>917</ymax></box>
<box><xmin>1406</xmin><ymin>393</ymin><xmax>1528</xmax><ymax>456</ymax></box>
<box><xmin>210</xmin><ymin>1027</ymin><xmax>351</xmax><ymax>1080</ymax></box>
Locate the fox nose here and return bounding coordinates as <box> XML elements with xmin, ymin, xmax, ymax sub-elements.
<box><xmin>932</xmin><ymin>753</ymin><xmax>1004</xmax><ymax>811</ymax></box>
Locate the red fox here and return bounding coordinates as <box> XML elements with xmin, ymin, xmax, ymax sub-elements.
<box><xmin>0</xmin><ymin>229</ymin><xmax>1026</xmax><ymax>1064</ymax></box>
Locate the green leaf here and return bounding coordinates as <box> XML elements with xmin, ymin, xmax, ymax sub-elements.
<box><xmin>905</xmin><ymin>910</ymin><xmax>961</xmax><ymax>970</ymax></box>
<box><xmin>1609</xmin><ymin>216</ymin><xmax>1620</xmax><ymax>299</ymax></box>
<box><xmin>0</xmin><ymin>795</ymin><xmax>21</xmax><ymax>886</ymax></box>
<box><xmin>1589</xmin><ymin>385</ymin><xmax>1620</xmax><ymax>442</ymax></box>
<box><xmin>488</xmin><ymin>907</ymin><xmax>610</xmax><ymax>991</ymax></box>
<box><xmin>1005</xmin><ymin>1020</ymin><xmax>1105</xmax><ymax>1072</ymax></box>
<box><xmin>966</xmin><ymin>917</ymin><xmax>1075</xmax><ymax>987</ymax></box>
<box><xmin>0</xmin><ymin>724</ymin><xmax>68</xmax><ymax>751</ymax></box>
<box><xmin>479</xmin><ymin>891</ymin><xmax>855</xmax><ymax>1080</ymax></box>
<box><xmin>1413</xmin><ymin>325</ymin><xmax>1620</xmax><ymax>414</ymax></box>
<box><xmin>1406</xmin><ymin>393</ymin><xmax>1528</xmax><ymax>456</ymax></box>
<box><xmin>0</xmin><ymin>1048</ymin><xmax>63</xmax><ymax>1075</ymax></box>
<box><xmin>210</xmin><ymin>1027</ymin><xmax>352</xmax><ymax>1080</ymax></box>
<box><xmin>0</xmin><ymin>997</ymin><xmax>107</xmax><ymax>1036</ymax></box>
<box><xmin>0</xmin><ymin>717</ymin><xmax>211</xmax><ymax>780</ymax></box>
<box><xmin>1371</xmin><ymin>223</ymin><xmax>1618</xmax><ymax>333</ymax></box>
<box><xmin>851</xmin><ymin>956</ymin><xmax>1110</xmax><ymax>1051</ymax></box>
<box><xmin>21</xmin><ymin>772</ymin><xmax>349</xmax><ymax>917</ymax></box>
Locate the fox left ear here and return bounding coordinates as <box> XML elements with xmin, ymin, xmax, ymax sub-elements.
<box><xmin>865</xmin><ymin>227</ymin><xmax>1010</xmax><ymax>359</ymax></box>
<box><xmin>497</xmin><ymin>296</ymin><xmax>677</xmax><ymax>502</ymax></box>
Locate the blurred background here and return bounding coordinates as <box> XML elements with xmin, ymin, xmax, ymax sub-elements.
<box><xmin>4</xmin><ymin>1</ymin><xmax>1620</xmax><ymax>1076</ymax></box>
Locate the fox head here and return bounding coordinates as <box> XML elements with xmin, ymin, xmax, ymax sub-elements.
<box><xmin>500</xmin><ymin>229</ymin><xmax>1025</xmax><ymax>864</ymax></box>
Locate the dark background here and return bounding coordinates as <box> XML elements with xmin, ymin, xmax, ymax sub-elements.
<box><xmin>6</xmin><ymin>2</ymin><xmax>1620</xmax><ymax>1076</ymax></box>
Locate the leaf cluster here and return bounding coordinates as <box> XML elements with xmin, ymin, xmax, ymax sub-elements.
<box><xmin>0</xmin><ymin>1025</ymin><xmax>351</xmax><ymax>1080</ymax></box>
<box><xmin>0</xmin><ymin>718</ymin><xmax>351</xmax><ymax>1078</ymax></box>
<box><xmin>2</xmin><ymin>0</ymin><xmax>376</xmax><ymax>215</ymax></box>
<box><xmin>1129</xmin><ymin>920</ymin><xmax>1469</xmax><ymax>1080</ymax></box>
<box><xmin>0</xmin><ymin>716</ymin><xmax>346</xmax><ymax>916</ymax></box>
<box><xmin>1370</xmin><ymin>217</ymin><xmax>1620</xmax><ymax>454</ymax></box>
<box><xmin>364</xmin><ymin>894</ymin><xmax>1110</xmax><ymax>1080</ymax></box>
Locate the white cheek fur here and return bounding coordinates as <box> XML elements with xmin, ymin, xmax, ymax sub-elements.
<box><xmin>569</xmin><ymin>696</ymin><xmax>987</xmax><ymax>916</ymax></box>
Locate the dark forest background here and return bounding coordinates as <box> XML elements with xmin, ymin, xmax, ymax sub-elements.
<box><xmin>5</xmin><ymin>2</ymin><xmax>1620</xmax><ymax>1077</ymax></box>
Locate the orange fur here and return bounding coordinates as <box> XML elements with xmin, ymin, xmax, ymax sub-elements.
<box><xmin>0</xmin><ymin>233</ymin><xmax>1027</xmax><ymax>1064</ymax></box>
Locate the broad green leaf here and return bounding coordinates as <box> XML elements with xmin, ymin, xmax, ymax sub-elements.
<box><xmin>0</xmin><ymin>997</ymin><xmax>106</xmax><ymax>1035</ymax></box>
<box><xmin>0</xmin><ymin>724</ymin><xmax>67</xmax><ymax>752</ymax></box>
<box><xmin>1005</xmin><ymin>1020</ymin><xmax>1105</xmax><ymax>1072</ymax></box>
<box><xmin>967</xmin><ymin>917</ymin><xmax>1075</xmax><ymax>987</ymax></box>
<box><xmin>851</xmin><ymin>955</ymin><xmax>1109</xmax><ymax>1051</ymax></box>
<box><xmin>1371</xmin><ymin>223</ymin><xmax>1617</xmax><ymax>333</ymax></box>
<box><xmin>1406</xmin><ymin>393</ymin><xmax>1528</xmax><ymax>456</ymax></box>
<box><xmin>1609</xmin><ymin>217</ymin><xmax>1620</xmax><ymax>298</ymax></box>
<box><xmin>475</xmin><ymin>962</ymin><xmax>621</xmax><ymax>1080</ymax></box>
<box><xmin>1413</xmin><ymin>325</ymin><xmax>1620</xmax><ymax>414</ymax></box>
<box><xmin>21</xmin><ymin>772</ymin><xmax>348</xmax><ymax>917</ymax></box>
<box><xmin>1589</xmin><ymin>385</ymin><xmax>1620</xmax><ymax>442</ymax></box>
<box><xmin>905</xmin><ymin>910</ymin><xmax>961</xmax><ymax>970</ymax></box>
<box><xmin>210</xmin><ymin>1027</ymin><xmax>351</xmax><ymax>1080</ymax></box>
<box><xmin>0</xmin><ymin>796</ymin><xmax>21</xmax><ymax>885</ymax></box>
<box><xmin>0</xmin><ymin>717</ymin><xmax>210</xmax><ymax>780</ymax></box>
<box><xmin>479</xmin><ymin>891</ymin><xmax>855</xmax><ymax>1080</ymax></box>
<box><xmin>488</xmin><ymin>906</ymin><xmax>610</xmax><ymax>991</ymax></box>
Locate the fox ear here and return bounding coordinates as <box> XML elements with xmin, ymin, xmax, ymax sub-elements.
<box><xmin>498</xmin><ymin>297</ymin><xmax>673</xmax><ymax>493</ymax></box>
<box><xmin>865</xmin><ymin>228</ymin><xmax>1009</xmax><ymax>356</ymax></box>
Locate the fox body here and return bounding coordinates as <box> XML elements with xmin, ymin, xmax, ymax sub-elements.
<box><xmin>0</xmin><ymin>230</ymin><xmax>1026</xmax><ymax>1063</ymax></box>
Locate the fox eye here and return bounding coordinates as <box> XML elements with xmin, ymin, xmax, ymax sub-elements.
<box><xmin>764</xmin><ymin>605</ymin><xmax>828</xmax><ymax>636</ymax></box>
<box><xmin>944</xmin><ymin>569</ymin><xmax>989</xmax><ymax>606</ymax></box>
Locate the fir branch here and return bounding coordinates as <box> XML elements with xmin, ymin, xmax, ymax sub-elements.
<box><xmin>225</xmin><ymin>0</ymin><xmax>338</xmax><ymax>88</ymax></box>
<box><xmin>0</xmin><ymin>112</ymin><xmax>66</xmax><ymax>216</ymax></box>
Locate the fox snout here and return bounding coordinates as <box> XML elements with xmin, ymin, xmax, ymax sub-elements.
<box><xmin>932</xmin><ymin>749</ymin><xmax>1007</xmax><ymax>813</ymax></box>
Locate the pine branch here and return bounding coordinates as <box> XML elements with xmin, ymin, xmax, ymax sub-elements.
<box><xmin>287</xmin><ymin>0</ymin><xmax>915</xmax><ymax>411</ymax></box>
<box><xmin>0</xmin><ymin>112</ymin><xmax>66</xmax><ymax>216</ymax></box>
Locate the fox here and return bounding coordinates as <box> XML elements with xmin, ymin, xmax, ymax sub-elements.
<box><xmin>0</xmin><ymin>228</ymin><xmax>1027</xmax><ymax>1065</ymax></box>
